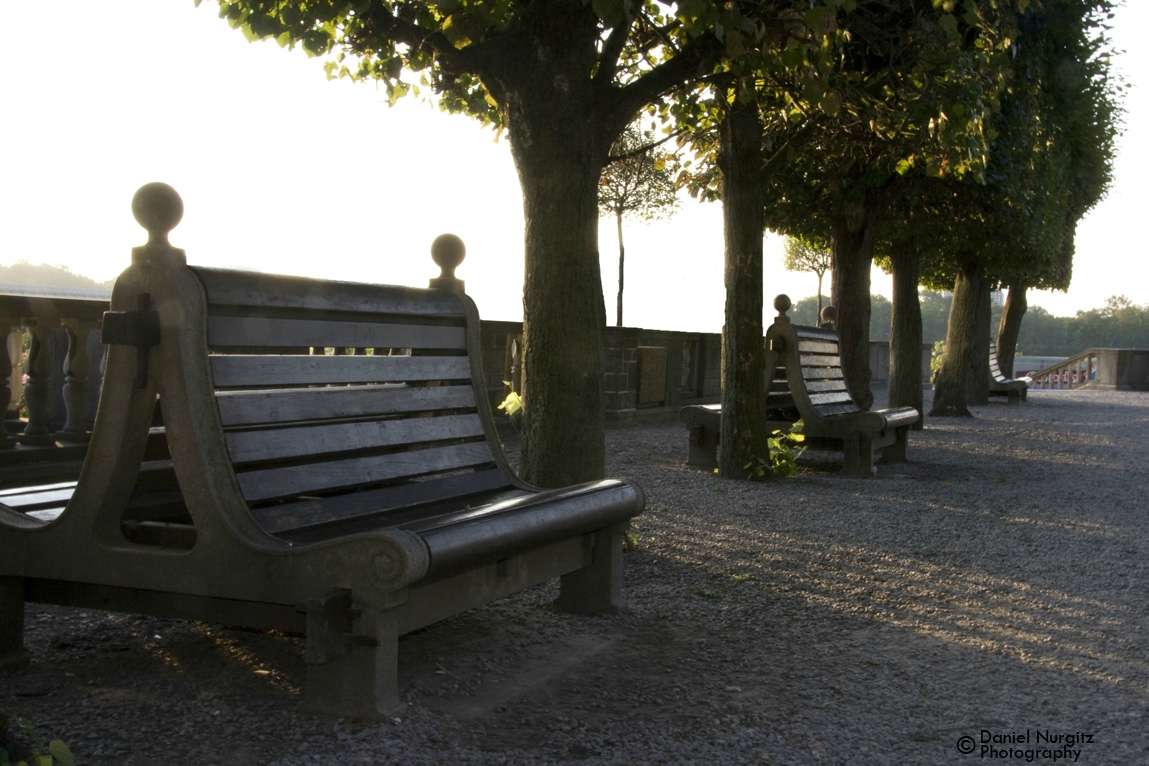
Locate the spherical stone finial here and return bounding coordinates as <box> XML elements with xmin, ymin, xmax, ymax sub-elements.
<box><xmin>131</xmin><ymin>182</ymin><xmax>184</xmax><ymax>246</ymax></box>
<box><xmin>431</xmin><ymin>233</ymin><xmax>466</xmax><ymax>276</ymax></box>
<box><xmin>820</xmin><ymin>305</ymin><xmax>837</xmax><ymax>325</ymax></box>
<box><xmin>773</xmin><ymin>294</ymin><xmax>792</xmax><ymax>316</ymax></box>
<box><xmin>429</xmin><ymin>233</ymin><xmax>467</xmax><ymax>293</ymax></box>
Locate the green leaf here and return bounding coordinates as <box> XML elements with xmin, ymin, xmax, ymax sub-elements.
<box><xmin>675</xmin><ymin>0</ymin><xmax>707</xmax><ymax>20</ymax></box>
<box><xmin>48</xmin><ymin>741</ymin><xmax>75</xmax><ymax>766</ymax></box>
<box><xmin>939</xmin><ymin>12</ymin><xmax>959</xmax><ymax>42</ymax></box>
<box><xmin>819</xmin><ymin>90</ymin><xmax>842</xmax><ymax>117</ymax></box>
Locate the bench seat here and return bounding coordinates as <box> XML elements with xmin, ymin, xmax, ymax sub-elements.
<box><xmin>0</xmin><ymin>183</ymin><xmax>644</xmax><ymax>718</ymax></box>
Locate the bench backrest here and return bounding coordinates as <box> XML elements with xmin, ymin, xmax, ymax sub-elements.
<box><xmin>115</xmin><ymin>237</ymin><xmax>517</xmax><ymax>547</ymax></box>
<box><xmin>765</xmin><ymin>300</ymin><xmax>863</xmax><ymax>422</ymax></box>
<box><xmin>989</xmin><ymin>344</ymin><xmax>1012</xmax><ymax>383</ymax></box>
<box><xmin>203</xmin><ymin>269</ymin><xmax>514</xmax><ymax>539</ymax></box>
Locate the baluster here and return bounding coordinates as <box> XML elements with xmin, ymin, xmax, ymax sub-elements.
<box><xmin>18</xmin><ymin>319</ymin><xmax>54</xmax><ymax>445</ymax></box>
<box><xmin>58</xmin><ymin>319</ymin><xmax>94</xmax><ymax>443</ymax></box>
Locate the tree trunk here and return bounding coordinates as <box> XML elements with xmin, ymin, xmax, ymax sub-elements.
<box><xmin>493</xmin><ymin>3</ymin><xmax>627</xmax><ymax>487</ymax></box>
<box><xmin>830</xmin><ymin>206</ymin><xmax>875</xmax><ymax>410</ymax></box>
<box><xmin>717</xmin><ymin>93</ymin><xmax>768</xmax><ymax>479</ymax></box>
<box><xmin>888</xmin><ymin>240</ymin><xmax>923</xmax><ymax>427</ymax></box>
<box><xmin>615</xmin><ymin>209</ymin><xmax>625</xmax><ymax>327</ymax></box>
<box><xmin>965</xmin><ymin>277</ymin><xmax>994</xmax><ymax>407</ymax></box>
<box><xmin>816</xmin><ymin>273</ymin><xmax>824</xmax><ymax>320</ymax></box>
<box><xmin>929</xmin><ymin>260</ymin><xmax>990</xmax><ymax>417</ymax></box>
<box><xmin>996</xmin><ymin>284</ymin><xmax>1028</xmax><ymax>378</ymax></box>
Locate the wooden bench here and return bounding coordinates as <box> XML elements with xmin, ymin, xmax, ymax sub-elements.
<box><xmin>680</xmin><ymin>295</ymin><xmax>919</xmax><ymax>478</ymax></box>
<box><xmin>988</xmin><ymin>345</ymin><xmax>1029</xmax><ymax>404</ymax></box>
<box><xmin>0</xmin><ymin>183</ymin><xmax>644</xmax><ymax>718</ymax></box>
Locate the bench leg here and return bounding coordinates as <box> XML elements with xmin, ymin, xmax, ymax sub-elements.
<box><xmin>300</xmin><ymin>600</ymin><xmax>403</xmax><ymax>719</ymax></box>
<box><xmin>686</xmin><ymin>426</ymin><xmax>718</xmax><ymax>470</ymax></box>
<box><xmin>841</xmin><ymin>434</ymin><xmax>877</xmax><ymax>478</ymax></box>
<box><xmin>0</xmin><ymin>576</ymin><xmax>29</xmax><ymax>669</ymax></box>
<box><xmin>554</xmin><ymin>524</ymin><xmax>625</xmax><ymax>615</ymax></box>
<box><xmin>877</xmin><ymin>428</ymin><xmax>909</xmax><ymax>465</ymax></box>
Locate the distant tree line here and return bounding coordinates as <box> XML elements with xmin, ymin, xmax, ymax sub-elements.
<box><xmin>789</xmin><ymin>292</ymin><xmax>1149</xmax><ymax>357</ymax></box>
<box><xmin>0</xmin><ymin>261</ymin><xmax>114</xmax><ymax>291</ymax></box>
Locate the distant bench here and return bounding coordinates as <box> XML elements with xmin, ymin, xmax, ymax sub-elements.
<box><xmin>680</xmin><ymin>295</ymin><xmax>919</xmax><ymax>478</ymax></box>
<box><xmin>988</xmin><ymin>345</ymin><xmax>1029</xmax><ymax>404</ymax></box>
<box><xmin>0</xmin><ymin>183</ymin><xmax>644</xmax><ymax>719</ymax></box>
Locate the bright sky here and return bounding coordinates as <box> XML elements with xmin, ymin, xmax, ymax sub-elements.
<box><xmin>1</xmin><ymin>1</ymin><xmax>1143</xmax><ymax>332</ymax></box>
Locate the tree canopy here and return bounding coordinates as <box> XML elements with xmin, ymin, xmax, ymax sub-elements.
<box><xmin>782</xmin><ymin>236</ymin><xmax>832</xmax><ymax>318</ymax></box>
<box><xmin>919</xmin><ymin>0</ymin><xmax>1121</xmax><ymax>415</ymax></box>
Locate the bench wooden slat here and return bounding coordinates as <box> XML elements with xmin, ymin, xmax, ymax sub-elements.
<box><xmin>224</xmin><ymin>413</ymin><xmax>487</xmax><ymax>464</ymax></box>
<box><xmin>799</xmin><ymin>366</ymin><xmax>845</xmax><ymax>380</ymax></box>
<box><xmin>814</xmin><ymin>402</ymin><xmax>866</xmax><ymax>416</ymax></box>
<box><xmin>798</xmin><ymin>353</ymin><xmax>841</xmax><ymax>368</ymax></box>
<box><xmin>253</xmin><ymin>468</ymin><xmax>515</xmax><ymax>536</ymax></box>
<box><xmin>235</xmin><ymin>442</ymin><xmax>497</xmax><ymax>503</ymax></box>
<box><xmin>793</xmin><ymin>327</ymin><xmax>839</xmax><ymax>342</ymax></box>
<box><xmin>808</xmin><ymin>391</ymin><xmax>856</xmax><ymax>406</ymax></box>
<box><xmin>207</xmin><ymin>316</ymin><xmax>467</xmax><ymax>350</ymax></box>
<box><xmin>796</xmin><ymin>340</ymin><xmax>839</xmax><ymax>355</ymax></box>
<box><xmin>0</xmin><ymin>483</ymin><xmax>77</xmax><ymax>511</ymax></box>
<box><xmin>211</xmin><ymin>354</ymin><xmax>472</xmax><ymax>388</ymax></box>
<box><xmin>216</xmin><ymin>384</ymin><xmax>477</xmax><ymax>427</ymax></box>
<box><xmin>804</xmin><ymin>379</ymin><xmax>849</xmax><ymax>393</ymax></box>
<box><xmin>26</xmin><ymin>508</ymin><xmax>66</xmax><ymax>522</ymax></box>
<box><xmin>193</xmin><ymin>267</ymin><xmax>467</xmax><ymax>318</ymax></box>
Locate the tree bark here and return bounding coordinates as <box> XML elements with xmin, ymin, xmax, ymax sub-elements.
<box><xmin>995</xmin><ymin>284</ymin><xmax>1028</xmax><ymax>378</ymax></box>
<box><xmin>816</xmin><ymin>273</ymin><xmax>824</xmax><ymax>320</ymax></box>
<box><xmin>888</xmin><ymin>240</ymin><xmax>923</xmax><ymax>427</ymax></box>
<box><xmin>830</xmin><ymin>206</ymin><xmax>875</xmax><ymax>410</ymax></box>
<box><xmin>929</xmin><ymin>260</ymin><xmax>990</xmax><ymax>417</ymax></box>
<box><xmin>615</xmin><ymin>209</ymin><xmax>625</xmax><ymax>327</ymax></box>
<box><xmin>492</xmin><ymin>3</ymin><xmax>629</xmax><ymax>487</ymax></box>
<box><xmin>717</xmin><ymin>93</ymin><xmax>769</xmax><ymax>479</ymax></box>
<box><xmin>965</xmin><ymin>277</ymin><xmax>994</xmax><ymax>407</ymax></box>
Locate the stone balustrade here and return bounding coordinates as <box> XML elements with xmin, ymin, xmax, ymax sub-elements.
<box><xmin>1028</xmin><ymin>348</ymin><xmax>1149</xmax><ymax>391</ymax></box>
<box><xmin>2</xmin><ymin>285</ymin><xmax>110</xmax><ymax>448</ymax></box>
<box><xmin>4</xmin><ymin>283</ymin><xmax>1027</xmax><ymax>443</ymax></box>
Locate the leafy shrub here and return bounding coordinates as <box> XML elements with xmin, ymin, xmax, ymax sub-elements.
<box><xmin>744</xmin><ymin>420</ymin><xmax>806</xmax><ymax>479</ymax></box>
<box><xmin>0</xmin><ymin>716</ymin><xmax>75</xmax><ymax>766</ymax></box>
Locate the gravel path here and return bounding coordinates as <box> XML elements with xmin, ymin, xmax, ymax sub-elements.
<box><xmin>3</xmin><ymin>388</ymin><xmax>1148</xmax><ymax>764</ymax></box>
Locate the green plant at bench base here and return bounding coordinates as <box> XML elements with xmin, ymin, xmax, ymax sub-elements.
<box><xmin>744</xmin><ymin>420</ymin><xmax>806</xmax><ymax>479</ymax></box>
<box><xmin>498</xmin><ymin>381</ymin><xmax>524</xmax><ymax>433</ymax></box>
<box><xmin>1</xmin><ymin>717</ymin><xmax>75</xmax><ymax>766</ymax></box>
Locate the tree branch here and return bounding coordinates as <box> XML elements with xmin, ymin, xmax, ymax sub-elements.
<box><xmin>612</xmin><ymin>34</ymin><xmax>723</xmax><ymax>122</ymax></box>
<box><xmin>605</xmin><ymin>128</ymin><xmax>686</xmax><ymax>164</ymax></box>
<box><xmin>594</xmin><ymin>18</ymin><xmax>634</xmax><ymax>88</ymax></box>
<box><xmin>353</xmin><ymin>4</ymin><xmax>482</xmax><ymax>78</ymax></box>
